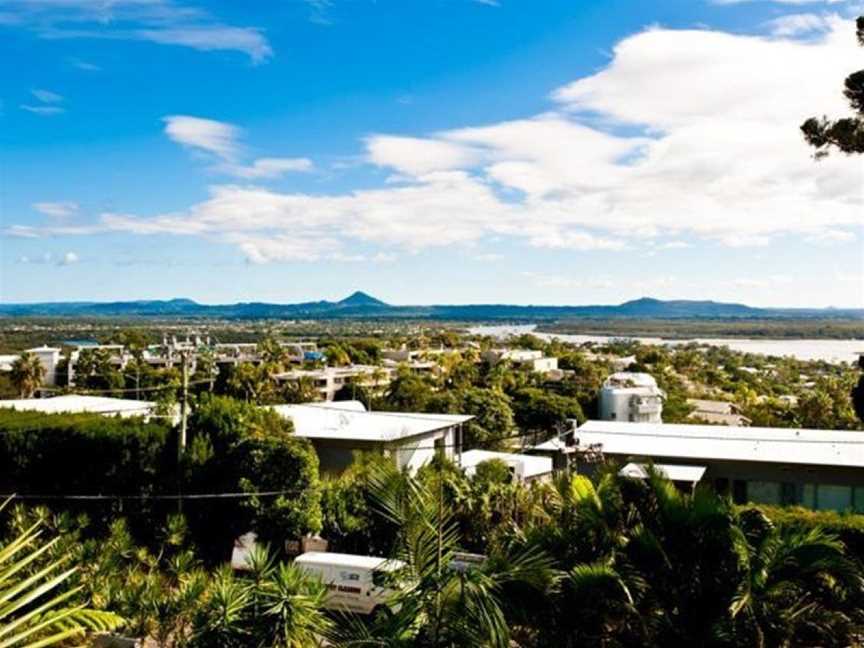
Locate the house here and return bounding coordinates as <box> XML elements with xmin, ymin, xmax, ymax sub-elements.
<box><xmin>459</xmin><ymin>450</ymin><xmax>553</xmax><ymax>482</ymax></box>
<box><xmin>482</xmin><ymin>349</ymin><xmax>559</xmax><ymax>374</ymax></box>
<box><xmin>26</xmin><ymin>346</ymin><xmax>62</xmax><ymax>386</ymax></box>
<box><xmin>687</xmin><ymin>399</ymin><xmax>751</xmax><ymax>426</ymax></box>
<box><xmin>272</xmin><ymin>365</ymin><xmax>393</xmax><ymax>401</ymax></box>
<box><xmin>0</xmin><ymin>394</ymin><xmax>162</xmax><ymax>419</ymax></box>
<box><xmin>570</xmin><ymin>420</ymin><xmax>864</xmax><ymax>512</ymax></box>
<box><xmin>599</xmin><ymin>372</ymin><xmax>665</xmax><ymax>423</ymax></box>
<box><xmin>270</xmin><ymin>400</ymin><xmax>474</xmax><ymax>474</ymax></box>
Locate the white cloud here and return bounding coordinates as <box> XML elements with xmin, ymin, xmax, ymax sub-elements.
<box><xmin>31</xmin><ymin>88</ymin><xmax>63</xmax><ymax>103</ymax></box>
<box><xmin>136</xmin><ymin>26</ymin><xmax>271</xmax><ymax>63</ymax></box>
<box><xmin>768</xmin><ymin>13</ymin><xmax>832</xmax><ymax>37</ymax></box>
<box><xmin>69</xmin><ymin>58</ymin><xmax>100</xmax><ymax>71</ymax></box>
<box><xmin>473</xmin><ymin>253</ymin><xmax>504</xmax><ymax>262</ymax></box>
<box><xmin>1</xmin><ymin>0</ymin><xmax>272</xmax><ymax>63</ymax></box>
<box><xmin>806</xmin><ymin>228</ymin><xmax>858</xmax><ymax>244</ymax></box>
<box><xmin>225</xmin><ymin>157</ymin><xmax>314</xmax><ymax>179</ymax></box>
<box><xmin>59</xmin><ymin>251</ymin><xmax>79</xmax><ymax>266</ymax></box>
<box><xmin>163</xmin><ymin>115</ymin><xmax>240</xmax><ymax>161</ymax></box>
<box><xmin>33</xmin><ymin>201</ymin><xmax>78</xmax><ymax>218</ymax></box>
<box><xmin>365</xmin><ymin>136</ymin><xmax>481</xmax><ymax>175</ymax></box>
<box><xmin>163</xmin><ymin>116</ymin><xmax>314</xmax><ymax>178</ymax></box>
<box><xmin>11</xmin><ymin>18</ymin><xmax>864</xmax><ymax>265</ymax></box>
<box><xmin>20</xmin><ymin>105</ymin><xmax>64</xmax><ymax>115</ymax></box>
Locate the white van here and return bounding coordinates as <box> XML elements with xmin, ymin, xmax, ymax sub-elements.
<box><xmin>294</xmin><ymin>552</ymin><xmax>406</xmax><ymax>615</ymax></box>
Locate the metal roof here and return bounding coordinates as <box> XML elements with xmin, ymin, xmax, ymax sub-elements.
<box><xmin>270</xmin><ymin>403</ymin><xmax>473</xmax><ymax>442</ymax></box>
<box><xmin>619</xmin><ymin>462</ymin><xmax>707</xmax><ymax>483</ymax></box>
<box><xmin>0</xmin><ymin>395</ymin><xmax>156</xmax><ymax>416</ymax></box>
<box><xmin>575</xmin><ymin>420</ymin><xmax>864</xmax><ymax>468</ymax></box>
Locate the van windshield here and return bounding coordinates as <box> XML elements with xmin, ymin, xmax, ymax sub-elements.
<box><xmin>372</xmin><ymin>570</ymin><xmax>390</xmax><ymax>588</ymax></box>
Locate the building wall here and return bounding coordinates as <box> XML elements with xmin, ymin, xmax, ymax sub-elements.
<box><xmin>308</xmin><ymin>428</ymin><xmax>456</xmax><ymax>475</ymax></box>
<box><xmin>577</xmin><ymin>453</ymin><xmax>864</xmax><ymax>513</ymax></box>
<box><xmin>598</xmin><ymin>389</ymin><xmax>663</xmax><ymax>423</ymax></box>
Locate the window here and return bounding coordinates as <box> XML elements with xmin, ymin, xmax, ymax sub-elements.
<box><xmin>747</xmin><ymin>481</ymin><xmax>781</xmax><ymax>505</ymax></box>
<box><xmin>855</xmin><ymin>487</ymin><xmax>864</xmax><ymax>513</ymax></box>
<box><xmin>816</xmin><ymin>485</ymin><xmax>852</xmax><ymax>512</ymax></box>
<box><xmin>802</xmin><ymin>484</ymin><xmax>855</xmax><ymax>512</ymax></box>
<box><xmin>339</xmin><ymin>571</ymin><xmax>361</xmax><ymax>581</ymax></box>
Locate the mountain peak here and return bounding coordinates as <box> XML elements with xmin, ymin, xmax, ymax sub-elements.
<box><xmin>337</xmin><ymin>291</ymin><xmax>388</xmax><ymax>307</ymax></box>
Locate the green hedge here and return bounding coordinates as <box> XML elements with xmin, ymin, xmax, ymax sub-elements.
<box><xmin>742</xmin><ymin>504</ymin><xmax>864</xmax><ymax>559</ymax></box>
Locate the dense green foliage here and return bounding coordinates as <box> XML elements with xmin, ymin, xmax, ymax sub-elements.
<box><xmin>0</xmin><ymin>400</ymin><xmax>322</xmax><ymax>562</ymax></box>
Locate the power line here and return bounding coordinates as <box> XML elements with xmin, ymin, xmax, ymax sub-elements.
<box><xmin>1</xmin><ymin>489</ymin><xmax>306</xmax><ymax>502</ymax></box>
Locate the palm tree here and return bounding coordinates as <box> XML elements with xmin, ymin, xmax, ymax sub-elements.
<box><xmin>190</xmin><ymin>546</ymin><xmax>330</xmax><ymax>648</ymax></box>
<box><xmin>0</xmin><ymin>497</ymin><xmax>123</xmax><ymax>647</ymax></box>
<box><xmin>728</xmin><ymin>514</ymin><xmax>864</xmax><ymax>648</ymax></box>
<box><xmin>9</xmin><ymin>352</ymin><xmax>45</xmax><ymax>399</ymax></box>
<box><xmin>330</xmin><ymin>464</ymin><xmax>557</xmax><ymax>648</ymax></box>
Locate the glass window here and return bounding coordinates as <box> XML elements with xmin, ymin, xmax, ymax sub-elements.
<box><xmin>747</xmin><ymin>481</ymin><xmax>781</xmax><ymax>505</ymax></box>
<box><xmin>854</xmin><ymin>487</ymin><xmax>864</xmax><ymax>514</ymax></box>
<box><xmin>802</xmin><ymin>484</ymin><xmax>816</xmax><ymax>508</ymax></box>
<box><xmin>817</xmin><ymin>485</ymin><xmax>852</xmax><ymax>512</ymax></box>
<box><xmin>339</xmin><ymin>571</ymin><xmax>361</xmax><ymax>581</ymax></box>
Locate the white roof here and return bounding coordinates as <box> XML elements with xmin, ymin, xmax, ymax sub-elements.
<box><xmin>0</xmin><ymin>355</ymin><xmax>20</xmax><ymax>371</ymax></box>
<box><xmin>619</xmin><ymin>462</ymin><xmax>707</xmax><ymax>483</ymax></box>
<box><xmin>305</xmin><ymin>400</ymin><xmax>368</xmax><ymax>412</ymax></box>
<box><xmin>0</xmin><ymin>395</ymin><xmax>156</xmax><ymax>416</ymax></box>
<box><xmin>460</xmin><ymin>450</ymin><xmax>552</xmax><ymax>478</ymax></box>
<box><xmin>295</xmin><ymin>552</ymin><xmax>405</xmax><ymax>571</ymax></box>
<box><xmin>271</xmin><ymin>403</ymin><xmax>473</xmax><ymax>442</ymax></box>
<box><xmin>575</xmin><ymin>420</ymin><xmax>864</xmax><ymax>468</ymax></box>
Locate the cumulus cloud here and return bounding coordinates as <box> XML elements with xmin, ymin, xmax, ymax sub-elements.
<box><xmin>163</xmin><ymin>115</ymin><xmax>240</xmax><ymax>160</ymax></box>
<box><xmin>163</xmin><ymin>116</ymin><xmax>314</xmax><ymax>179</ymax></box>
<box><xmin>12</xmin><ymin>17</ymin><xmax>864</xmax><ymax>264</ymax></box>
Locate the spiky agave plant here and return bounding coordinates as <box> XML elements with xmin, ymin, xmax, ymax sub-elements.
<box><xmin>0</xmin><ymin>496</ymin><xmax>124</xmax><ymax>648</ymax></box>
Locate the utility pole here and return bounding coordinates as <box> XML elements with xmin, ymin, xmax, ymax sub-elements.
<box><xmin>178</xmin><ymin>349</ymin><xmax>190</xmax><ymax>463</ymax></box>
<box><xmin>177</xmin><ymin>349</ymin><xmax>191</xmax><ymax>515</ymax></box>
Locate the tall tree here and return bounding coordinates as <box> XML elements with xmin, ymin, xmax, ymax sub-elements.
<box><xmin>801</xmin><ymin>16</ymin><xmax>864</xmax><ymax>156</ymax></box>
<box><xmin>9</xmin><ymin>351</ymin><xmax>45</xmax><ymax>398</ymax></box>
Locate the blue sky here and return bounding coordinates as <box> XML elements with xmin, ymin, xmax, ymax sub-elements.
<box><xmin>1</xmin><ymin>0</ymin><xmax>862</xmax><ymax>307</ymax></box>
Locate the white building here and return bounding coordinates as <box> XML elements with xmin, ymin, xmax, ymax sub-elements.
<box><xmin>482</xmin><ymin>349</ymin><xmax>559</xmax><ymax>374</ymax></box>
<box><xmin>273</xmin><ymin>365</ymin><xmax>393</xmax><ymax>401</ymax></box>
<box><xmin>599</xmin><ymin>372</ymin><xmax>665</xmax><ymax>423</ymax></box>
<box><xmin>687</xmin><ymin>399</ymin><xmax>751</xmax><ymax>427</ymax></box>
<box><xmin>459</xmin><ymin>449</ymin><xmax>552</xmax><ymax>482</ymax></box>
<box><xmin>571</xmin><ymin>420</ymin><xmax>864</xmax><ymax>512</ymax></box>
<box><xmin>0</xmin><ymin>394</ymin><xmax>161</xmax><ymax>419</ymax></box>
<box><xmin>270</xmin><ymin>400</ymin><xmax>473</xmax><ymax>474</ymax></box>
<box><xmin>26</xmin><ymin>346</ymin><xmax>62</xmax><ymax>386</ymax></box>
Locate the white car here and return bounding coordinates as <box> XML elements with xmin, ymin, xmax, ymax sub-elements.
<box><xmin>294</xmin><ymin>551</ymin><xmax>406</xmax><ymax>615</ymax></box>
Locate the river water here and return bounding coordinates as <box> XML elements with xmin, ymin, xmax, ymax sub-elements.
<box><xmin>468</xmin><ymin>324</ymin><xmax>864</xmax><ymax>365</ymax></box>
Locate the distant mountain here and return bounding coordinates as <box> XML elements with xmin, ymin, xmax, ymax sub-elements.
<box><xmin>0</xmin><ymin>293</ymin><xmax>861</xmax><ymax>320</ymax></box>
<box><xmin>337</xmin><ymin>291</ymin><xmax>389</xmax><ymax>308</ymax></box>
